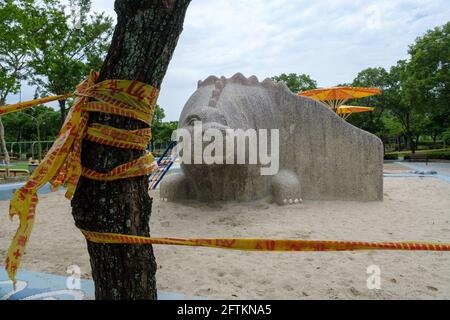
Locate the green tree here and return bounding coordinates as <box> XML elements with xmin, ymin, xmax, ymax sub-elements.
<box><xmin>348</xmin><ymin>67</ymin><xmax>391</xmax><ymax>138</ymax></box>
<box><xmin>3</xmin><ymin>105</ymin><xmax>60</xmax><ymax>142</ymax></box>
<box><xmin>150</xmin><ymin>105</ymin><xmax>178</xmax><ymax>151</ymax></box>
<box><xmin>272</xmin><ymin>73</ymin><xmax>317</xmax><ymax>93</ymax></box>
<box><xmin>404</xmin><ymin>22</ymin><xmax>450</xmax><ymax>143</ymax></box>
<box><xmin>349</xmin><ymin>62</ymin><xmax>429</xmax><ymax>152</ymax></box>
<box><xmin>151</xmin><ymin>105</ymin><xmax>165</xmax><ymax>150</ymax></box>
<box><xmin>383</xmin><ymin>116</ymin><xmax>404</xmax><ymax>138</ymax></box>
<box><xmin>443</xmin><ymin>129</ymin><xmax>450</xmax><ymax>148</ymax></box>
<box><xmin>158</xmin><ymin>122</ymin><xmax>178</xmax><ymax>144</ymax></box>
<box><xmin>348</xmin><ymin>23</ymin><xmax>450</xmax><ymax>152</ymax></box>
<box><xmin>387</xmin><ymin>60</ymin><xmax>428</xmax><ymax>152</ymax></box>
<box><xmin>29</xmin><ymin>0</ymin><xmax>113</xmax><ymax>125</ymax></box>
<box><xmin>0</xmin><ymin>0</ymin><xmax>51</xmax><ymax>171</ymax></box>
<box><xmin>346</xmin><ymin>63</ymin><xmax>433</xmax><ymax>153</ymax></box>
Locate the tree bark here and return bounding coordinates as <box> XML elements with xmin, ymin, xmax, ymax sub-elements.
<box><xmin>71</xmin><ymin>0</ymin><xmax>191</xmax><ymax>300</ymax></box>
<box><xmin>415</xmin><ymin>135</ymin><xmax>420</xmax><ymax>152</ymax></box>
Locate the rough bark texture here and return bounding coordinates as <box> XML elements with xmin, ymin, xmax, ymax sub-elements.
<box><xmin>71</xmin><ymin>0</ymin><xmax>190</xmax><ymax>300</ymax></box>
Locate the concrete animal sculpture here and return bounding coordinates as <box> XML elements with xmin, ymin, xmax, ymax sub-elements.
<box><xmin>160</xmin><ymin>73</ymin><xmax>383</xmax><ymax>205</ymax></box>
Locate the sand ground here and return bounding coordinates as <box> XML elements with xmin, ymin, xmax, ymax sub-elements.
<box><xmin>1</xmin><ymin>174</ymin><xmax>450</xmax><ymax>300</ymax></box>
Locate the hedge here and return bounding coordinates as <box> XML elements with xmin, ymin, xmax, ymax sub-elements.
<box><xmin>429</xmin><ymin>152</ymin><xmax>450</xmax><ymax>160</ymax></box>
<box><xmin>404</xmin><ymin>151</ymin><xmax>450</xmax><ymax>161</ymax></box>
<box><xmin>384</xmin><ymin>153</ymin><xmax>399</xmax><ymax>160</ymax></box>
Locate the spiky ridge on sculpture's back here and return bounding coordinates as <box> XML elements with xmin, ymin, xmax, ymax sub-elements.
<box><xmin>198</xmin><ymin>72</ymin><xmax>290</xmax><ymax>90</ymax></box>
<box><xmin>198</xmin><ymin>73</ymin><xmax>292</xmax><ymax>108</ymax></box>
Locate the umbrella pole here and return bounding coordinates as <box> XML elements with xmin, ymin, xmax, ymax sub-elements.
<box><xmin>343</xmin><ymin>112</ymin><xmax>352</xmax><ymax>121</ymax></box>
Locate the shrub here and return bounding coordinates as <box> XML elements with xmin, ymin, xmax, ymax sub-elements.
<box><xmin>403</xmin><ymin>151</ymin><xmax>450</xmax><ymax>161</ymax></box>
<box><xmin>384</xmin><ymin>153</ymin><xmax>399</xmax><ymax>160</ymax></box>
<box><xmin>428</xmin><ymin>152</ymin><xmax>450</xmax><ymax>160</ymax></box>
<box><xmin>419</xmin><ymin>141</ymin><xmax>445</xmax><ymax>150</ymax></box>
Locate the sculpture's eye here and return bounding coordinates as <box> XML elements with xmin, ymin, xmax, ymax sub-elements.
<box><xmin>185</xmin><ymin>115</ymin><xmax>201</xmax><ymax>126</ymax></box>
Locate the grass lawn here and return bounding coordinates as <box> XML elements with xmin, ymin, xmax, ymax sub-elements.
<box><xmin>0</xmin><ymin>161</ymin><xmax>29</xmax><ymax>171</ymax></box>
<box><xmin>386</xmin><ymin>148</ymin><xmax>450</xmax><ymax>157</ymax></box>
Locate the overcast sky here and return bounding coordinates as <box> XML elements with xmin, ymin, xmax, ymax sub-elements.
<box><xmin>7</xmin><ymin>0</ymin><xmax>450</xmax><ymax>121</ymax></box>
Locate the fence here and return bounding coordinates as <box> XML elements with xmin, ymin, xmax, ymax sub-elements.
<box><xmin>0</xmin><ymin>141</ymin><xmax>55</xmax><ymax>161</ymax></box>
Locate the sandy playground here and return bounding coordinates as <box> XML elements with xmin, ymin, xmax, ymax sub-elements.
<box><xmin>1</xmin><ymin>164</ymin><xmax>450</xmax><ymax>300</ymax></box>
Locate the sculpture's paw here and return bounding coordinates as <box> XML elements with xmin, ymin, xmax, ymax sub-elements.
<box><xmin>281</xmin><ymin>198</ymin><xmax>303</xmax><ymax>206</ymax></box>
<box><xmin>271</xmin><ymin>170</ymin><xmax>302</xmax><ymax>206</ymax></box>
<box><xmin>159</xmin><ymin>172</ymin><xmax>188</xmax><ymax>203</ymax></box>
<box><xmin>159</xmin><ymin>196</ymin><xmax>170</xmax><ymax>203</ymax></box>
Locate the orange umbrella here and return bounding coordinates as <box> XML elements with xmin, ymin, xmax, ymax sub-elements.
<box><xmin>298</xmin><ymin>86</ymin><xmax>381</xmax><ymax>112</ymax></box>
<box><xmin>337</xmin><ymin>105</ymin><xmax>375</xmax><ymax>120</ymax></box>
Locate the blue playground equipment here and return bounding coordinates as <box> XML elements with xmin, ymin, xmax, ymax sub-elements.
<box><xmin>149</xmin><ymin>141</ymin><xmax>178</xmax><ymax>190</ymax></box>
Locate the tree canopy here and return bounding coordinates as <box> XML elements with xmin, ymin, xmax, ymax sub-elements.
<box><xmin>29</xmin><ymin>0</ymin><xmax>113</xmax><ymax>124</ymax></box>
<box><xmin>273</xmin><ymin>22</ymin><xmax>450</xmax><ymax>153</ymax></box>
<box><xmin>0</xmin><ymin>0</ymin><xmax>49</xmax><ymax>103</ymax></box>
<box><xmin>272</xmin><ymin>73</ymin><xmax>317</xmax><ymax>93</ymax></box>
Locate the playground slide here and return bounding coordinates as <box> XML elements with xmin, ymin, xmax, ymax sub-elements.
<box><xmin>149</xmin><ymin>141</ymin><xmax>178</xmax><ymax>190</ymax></box>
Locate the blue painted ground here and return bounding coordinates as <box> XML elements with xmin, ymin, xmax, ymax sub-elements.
<box><xmin>0</xmin><ymin>163</ymin><xmax>181</xmax><ymax>200</ymax></box>
<box><xmin>0</xmin><ymin>183</ymin><xmax>53</xmax><ymax>201</ymax></box>
<box><xmin>383</xmin><ymin>162</ymin><xmax>450</xmax><ymax>185</ymax></box>
<box><xmin>0</xmin><ymin>269</ymin><xmax>202</xmax><ymax>300</ymax></box>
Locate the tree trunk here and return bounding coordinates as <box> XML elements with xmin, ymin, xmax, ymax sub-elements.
<box><xmin>58</xmin><ymin>100</ymin><xmax>67</xmax><ymax>127</ymax></box>
<box><xmin>0</xmin><ymin>117</ymin><xmax>11</xmax><ymax>177</ymax></box>
<box><xmin>432</xmin><ymin>131</ymin><xmax>437</xmax><ymax>145</ymax></box>
<box><xmin>408</xmin><ymin>135</ymin><xmax>416</xmax><ymax>153</ymax></box>
<box><xmin>408</xmin><ymin>133</ymin><xmax>419</xmax><ymax>154</ymax></box>
<box><xmin>71</xmin><ymin>0</ymin><xmax>191</xmax><ymax>300</ymax></box>
<box><xmin>403</xmin><ymin>135</ymin><xmax>408</xmax><ymax>151</ymax></box>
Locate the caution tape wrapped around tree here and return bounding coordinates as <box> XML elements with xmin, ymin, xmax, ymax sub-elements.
<box><xmin>2</xmin><ymin>71</ymin><xmax>159</xmax><ymax>285</ymax></box>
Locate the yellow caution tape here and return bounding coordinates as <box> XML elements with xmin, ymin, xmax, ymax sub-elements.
<box><xmin>82</xmin><ymin>153</ymin><xmax>157</xmax><ymax>182</ymax></box>
<box><xmin>0</xmin><ymin>94</ymin><xmax>73</xmax><ymax>117</ymax></box>
<box><xmin>82</xmin><ymin>230</ymin><xmax>450</xmax><ymax>252</ymax></box>
<box><xmin>86</xmin><ymin>124</ymin><xmax>152</xmax><ymax>151</ymax></box>
<box><xmin>3</xmin><ymin>71</ymin><xmax>159</xmax><ymax>285</ymax></box>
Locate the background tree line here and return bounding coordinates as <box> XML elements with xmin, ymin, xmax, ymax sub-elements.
<box><xmin>273</xmin><ymin>21</ymin><xmax>450</xmax><ymax>155</ymax></box>
<box><xmin>1</xmin><ymin>1</ymin><xmax>449</xmax><ymax>159</ymax></box>
<box><xmin>0</xmin><ymin>0</ymin><xmax>175</xmax><ymax>160</ymax></box>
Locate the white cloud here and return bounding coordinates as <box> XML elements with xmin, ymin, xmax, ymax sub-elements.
<box><xmin>6</xmin><ymin>0</ymin><xmax>450</xmax><ymax>121</ymax></box>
